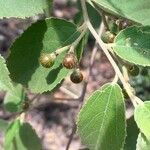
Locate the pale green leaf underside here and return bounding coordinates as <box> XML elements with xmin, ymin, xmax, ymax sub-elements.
<box><xmin>92</xmin><ymin>0</ymin><xmax>150</xmax><ymax>25</ymax></box>
<box><xmin>136</xmin><ymin>133</ymin><xmax>150</xmax><ymax>150</ymax></box>
<box><xmin>5</xmin><ymin>120</ymin><xmax>21</xmax><ymax>150</ymax></box>
<box><xmin>0</xmin><ymin>0</ymin><xmax>52</xmax><ymax>18</ymax></box>
<box><xmin>5</xmin><ymin>121</ymin><xmax>42</xmax><ymax>150</ymax></box>
<box><xmin>0</xmin><ymin>119</ymin><xmax>9</xmax><ymax>132</ymax></box>
<box><xmin>0</xmin><ymin>55</ymin><xmax>13</xmax><ymax>91</ymax></box>
<box><xmin>76</xmin><ymin>32</ymin><xmax>89</xmax><ymax>61</ymax></box>
<box><xmin>4</xmin><ymin>84</ymin><xmax>25</xmax><ymax>112</ymax></box>
<box><xmin>113</xmin><ymin>26</ymin><xmax>150</xmax><ymax>67</ymax></box>
<box><xmin>9</xmin><ymin>123</ymin><xmax>42</xmax><ymax>150</ymax></box>
<box><xmin>134</xmin><ymin>101</ymin><xmax>150</xmax><ymax>140</ymax></box>
<box><xmin>7</xmin><ymin>18</ymin><xmax>80</xmax><ymax>93</ymax></box>
<box><xmin>77</xmin><ymin>83</ymin><xmax>126</xmax><ymax>150</ymax></box>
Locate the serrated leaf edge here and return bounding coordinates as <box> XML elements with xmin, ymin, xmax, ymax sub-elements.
<box><xmin>113</xmin><ymin>26</ymin><xmax>150</xmax><ymax>67</ymax></box>
<box><xmin>76</xmin><ymin>83</ymin><xmax>126</xmax><ymax>149</ymax></box>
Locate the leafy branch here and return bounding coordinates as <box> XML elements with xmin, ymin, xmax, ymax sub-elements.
<box><xmin>1</xmin><ymin>0</ymin><xmax>150</xmax><ymax>150</ymax></box>
<box><xmin>80</xmin><ymin>0</ymin><xmax>143</xmax><ymax>107</ymax></box>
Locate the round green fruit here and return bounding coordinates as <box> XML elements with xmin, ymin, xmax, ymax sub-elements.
<box><xmin>101</xmin><ymin>31</ymin><xmax>115</xmax><ymax>43</ymax></box>
<box><xmin>39</xmin><ymin>53</ymin><xmax>56</xmax><ymax>68</ymax></box>
<box><xmin>70</xmin><ymin>69</ymin><xmax>83</xmax><ymax>84</ymax></box>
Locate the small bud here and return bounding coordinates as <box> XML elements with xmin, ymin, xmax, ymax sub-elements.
<box><xmin>22</xmin><ymin>101</ymin><xmax>29</xmax><ymax>111</ymax></box>
<box><xmin>101</xmin><ymin>31</ymin><xmax>115</xmax><ymax>43</ymax></box>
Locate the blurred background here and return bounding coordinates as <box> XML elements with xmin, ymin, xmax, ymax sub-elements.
<box><xmin>0</xmin><ymin>0</ymin><xmax>150</xmax><ymax>150</ymax></box>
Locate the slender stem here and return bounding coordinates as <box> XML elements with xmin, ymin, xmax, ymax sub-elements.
<box><xmin>30</xmin><ymin>94</ymin><xmax>41</xmax><ymax>102</ymax></box>
<box><xmin>101</xmin><ymin>11</ymin><xmax>109</xmax><ymax>31</ymax></box>
<box><xmin>122</xmin><ymin>66</ymin><xmax>130</xmax><ymax>82</ymax></box>
<box><xmin>54</xmin><ymin>97</ymin><xmax>79</xmax><ymax>101</ymax></box>
<box><xmin>55</xmin><ymin>45</ymin><xmax>71</xmax><ymax>55</ymax></box>
<box><xmin>66</xmin><ymin>124</ymin><xmax>77</xmax><ymax>150</ymax></box>
<box><xmin>73</xmin><ymin>27</ymin><xmax>87</xmax><ymax>48</ymax></box>
<box><xmin>78</xmin><ymin>22</ymin><xmax>87</xmax><ymax>31</ymax></box>
<box><xmin>69</xmin><ymin>26</ymin><xmax>88</xmax><ymax>53</ymax></box>
<box><xmin>80</xmin><ymin>0</ymin><xmax>143</xmax><ymax>107</ymax></box>
<box><xmin>55</xmin><ymin>24</ymin><xmax>87</xmax><ymax>55</ymax></box>
<box><xmin>60</xmin><ymin>86</ymin><xmax>79</xmax><ymax>99</ymax></box>
<box><xmin>112</xmin><ymin>74</ymin><xmax>119</xmax><ymax>84</ymax></box>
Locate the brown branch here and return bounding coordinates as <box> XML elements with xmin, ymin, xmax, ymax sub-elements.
<box><xmin>66</xmin><ymin>123</ymin><xmax>77</xmax><ymax>150</ymax></box>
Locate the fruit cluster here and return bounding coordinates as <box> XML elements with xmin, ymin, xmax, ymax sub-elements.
<box><xmin>39</xmin><ymin>51</ymin><xmax>83</xmax><ymax>84</ymax></box>
<box><xmin>101</xmin><ymin>19</ymin><xmax>133</xmax><ymax>44</ymax></box>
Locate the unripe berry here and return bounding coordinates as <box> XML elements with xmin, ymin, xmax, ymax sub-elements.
<box><xmin>22</xmin><ymin>101</ymin><xmax>29</xmax><ymax>111</ymax></box>
<box><xmin>101</xmin><ymin>31</ymin><xmax>115</xmax><ymax>43</ymax></box>
<box><xmin>128</xmin><ymin>65</ymin><xmax>139</xmax><ymax>76</ymax></box>
<box><xmin>70</xmin><ymin>69</ymin><xmax>83</xmax><ymax>84</ymax></box>
<box><xmin>39</xmin><ymin>53</ymin><xmax>56</xmax><ymax>68</ymax></box>
<box><xmin>63</xmin><ymin>53</ymin><xmax>77</xmax><ymax>69</ymax></box>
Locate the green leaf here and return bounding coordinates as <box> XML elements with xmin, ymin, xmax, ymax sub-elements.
<box><xmin>0</xmin><ymin>55</ymin><xmax>13</xmax><ymax>91</ymax></box>
<box><xmin>136</xmin><ymin>133</ymin><xmax>150</xmax><ymax>150</ymax></box>
<box><xmin>76</xmin><ymin>32</ymin><xmax>89</xmax><ymax>61</ymax></box>
<box><xmin>0</xmin><ymin>119</ymin><xmax>9</xmax><ymax>132</ymax></box>
<box><xmin>5</xmin><ymin>121</ymin><xmax>42</xmax><ymax>150</ymax></box>
<box><xmin>0</xmin><ymin>0</ymin><xmax>52</xmax><ymax>18</ymax></box>
<box><xmin>108</xmin><ymin>20</ymin><xmax>120</xmax><ymax>35</ymax></box>
<box><xmin>4</xmin><ymin>84</ymin><xmax>25</xmax><ymax>112</ymax></box>
<box><xmin>113</xmin><ymin>26</ymin><xmax>150</xmax><ymax>67</ymax></box>
<box><xmin>11</xmin><ymin>123</ymin><xmax>42</xmax><ymax>150</ymax></box>
<box><xmin>92</xmin><ymin>0</ymin><xmax>150</xmax><ymax>25</ymax></box>
<box><xmin>77</xmin><ymin>83</ymin><xmax>126</xmax><ymax>150</ymax></box>
<box><xmin>7</xmin><ymin>18</ymin><xmax>80</xmax><ymax>93</ymax></box>
<box><xmin>74</xmin><ymin>2</ymin><xmax>101</xmax><ymax>28</ymax></box>
<box><xmin>134</xmin><ymin>101</ymin><xmax>150</xmax><ymax>140</ymax></box>
<box><xmin>124</xmin><ymin>116</ymin><xmax>139</xmax><ymax>150</ymax></box>
<box><xmin>5</xmin><ymin>120</ymin><xmax>21</xmax><ymax>150</ymax></box>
